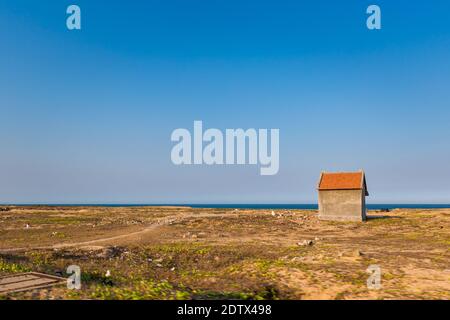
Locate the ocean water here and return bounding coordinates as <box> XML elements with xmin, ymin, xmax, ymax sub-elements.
<box><xmin>7</xmin><ymin>204</ymin><xmax>450</xmax><ymax>209</ymax></box>
<box><xmin>188</xmin><ymin>204</ymin><xmax>450</xmax><ymax>210</ymax></box>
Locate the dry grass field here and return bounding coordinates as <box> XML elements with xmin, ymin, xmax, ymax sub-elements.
<box><xmin>0</xmin><ymin>206</ymin><xmax>449</xmax><ymax>300</ymax></box>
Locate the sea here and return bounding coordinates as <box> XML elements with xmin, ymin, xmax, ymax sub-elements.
<box><xmin>6</xmin><ymin>204</ymin><xmax>450</xmax><ymax>210</ymax></box>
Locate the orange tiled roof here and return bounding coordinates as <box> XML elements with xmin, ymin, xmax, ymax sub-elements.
<box><xmin>318</xmin><ymin>172</ymin><xmax>367</xmax><ymax>192</ymax></box>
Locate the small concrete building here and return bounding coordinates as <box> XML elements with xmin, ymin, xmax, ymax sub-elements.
<box><xmin>317</xmin><ymin>171</ymin><xmax>369</xmax><ymax>222</ymax></box>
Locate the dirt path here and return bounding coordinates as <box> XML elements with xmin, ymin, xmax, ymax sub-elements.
<box><xmin>0</xmin><ymin>216</ymin><xmax>181</xmax><ymax>253</ymax></box>
<box><xmin>0</xmin><ymin>211</ymin><xmax>242</xmax><ymax>253</ymax></box>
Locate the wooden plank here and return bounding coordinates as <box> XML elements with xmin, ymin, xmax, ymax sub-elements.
<box><xmin>0</xmin><ymin>278</ymin><xmax>57</xmax><ymax>293</ymax></box>
<box><xmin>0</xmin><ymin>272</ymin><xmax>66</xmax><ymax>294</ymax></box>
<box><xmin>0</xmin><ymin>274</ymin><xmax>39</xmax><ymax>285</ymax></box>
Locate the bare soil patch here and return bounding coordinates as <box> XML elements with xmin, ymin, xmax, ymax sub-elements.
<box><xmin>0</xmin><ymin>206</ymin><xmax>448</xmax><ymax>300</ymax></box>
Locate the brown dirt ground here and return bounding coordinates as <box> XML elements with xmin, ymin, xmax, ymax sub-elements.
<box><xmin>0</xmin><ymin>206</ymin><xmax>449</xmax><ymax>300</ymax></box>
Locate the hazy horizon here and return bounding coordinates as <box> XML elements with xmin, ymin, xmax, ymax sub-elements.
<box><xmin>3</xmin><ymin>202</ymin><xmax>450</xmax><ymax>207</ymax></box>
<box><xmin>2</xmin><ymin>1</ymin><xmax>450</xmax><ymax>204</ymax></box>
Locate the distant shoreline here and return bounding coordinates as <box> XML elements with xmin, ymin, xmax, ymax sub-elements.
<box><xmin>2</xmin><ymin>204</ymin><xmax>450</xmax><ymax>209</ymax></box>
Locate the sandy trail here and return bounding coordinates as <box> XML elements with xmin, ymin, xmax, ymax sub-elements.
<box><xmin>0</xmin><ymin>212</ymin><xmax>237</xmax><ymax>253</ymax></box>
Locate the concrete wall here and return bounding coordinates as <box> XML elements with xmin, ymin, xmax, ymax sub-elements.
<box><xmin>318</xmin><ymin>189</ymin><xmax>366</xmax><ymax>222</ymax></box>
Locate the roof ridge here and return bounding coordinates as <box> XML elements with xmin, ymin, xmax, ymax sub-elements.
<box><xmin>317</xmin><ymin>171</ymin><xmax>367</xmax><ymax>192</ymax></box>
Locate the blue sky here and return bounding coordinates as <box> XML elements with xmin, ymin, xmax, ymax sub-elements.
<box><xmin>1</xmin><ymin>1</ymin><xmax>450</xmax><ymax>204</ymax></box>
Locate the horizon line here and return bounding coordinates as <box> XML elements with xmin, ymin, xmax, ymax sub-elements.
<box><xmin>2</xmin><ymin>203</ymin><xmax>450</xmax><ymax>207</ymax></box>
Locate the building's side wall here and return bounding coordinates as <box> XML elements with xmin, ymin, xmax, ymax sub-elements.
<box><xmin>361</xmin><ymin>190</ymin><xmax>367</xmax><ymax>221</ymax></box>
<box><xmin>318</xmin><ymin>189</ymin><xmax>365</xmax><ymax>221</ymax></box>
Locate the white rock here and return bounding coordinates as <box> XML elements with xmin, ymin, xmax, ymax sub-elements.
<box><xmin>297</xmin><ymin>240</ymin><xmax>314</xmax><ymax>246</ymax></box>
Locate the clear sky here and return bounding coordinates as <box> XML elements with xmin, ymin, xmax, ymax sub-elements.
<box><xmin>1</xmin><ymin>1</ymin><xmax>450</xmax><ymax>204</ymax></box>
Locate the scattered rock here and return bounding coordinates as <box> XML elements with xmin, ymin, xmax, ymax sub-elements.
<box><xmin>291</xmin><ymin>257</ymin><xmax>304</xmax><ymax>262</ymax></box>
<box><xmin>96</xmin><ymin>246</ymin><xmax>126</xmax><ymax>259</ymax></box>
<box><xmin>0</xmin><ymin>207</ymin><xmax>10</xmax><ymax>212</ymax></box>
<box><xmin>297</xmin><ymin>240</ymin><xmax>314</xmax><ymax>246</ymax></box>
<box><xmin>354</xmin><ymin>249</ymin><xmax>365</xmax><ymax>257</ymax></box>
